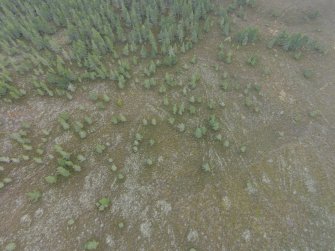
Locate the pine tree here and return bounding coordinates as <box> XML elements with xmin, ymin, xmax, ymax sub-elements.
<box><xmin>140</xmin><ymin>45</ymin><xmax>147</xmax><ymax>59</ymax></box>
<box><xmin>72</xmin><ymin>40</ymin><xmax>87</xmax><ymax>61</ymax></box>
<box><xmin>148</xmin><ymin>29</ymin><xmax>158</xmax><ymax>57</ymax></box>
<box><xmin>177</xmin><ymin>22</ymin><xmax>185</xmax><ymax>43</ymax></box>
<box><xmin>122</xmin><ymin>44</ymin><xmax>129</xmax><ymax>56</ymax></box>
<box><xmin>91</xmin><ymin>28</ymin><xmax>107</xmax><ymax>54</ymax></box>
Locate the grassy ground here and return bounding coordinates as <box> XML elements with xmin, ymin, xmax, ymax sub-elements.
<box><xmin>0</xmin><ymin>0</ymin><xmax>334</xmax><ymax>250</ymax></box>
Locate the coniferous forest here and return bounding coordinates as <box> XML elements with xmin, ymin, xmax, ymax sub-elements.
<box><xmin>1</xmin><ymin>0</ymin><xmax>335</xmax><ymax>250</ymax></box>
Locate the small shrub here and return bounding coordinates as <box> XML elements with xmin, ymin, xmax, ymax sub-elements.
<box><xmin>96</xmin><ymin>197</ymin><xmax>110</xmax><ymax>211</ymax></box>
<box><xmin>95</xmin><ymin>144</ymin><xmax>106</xmax><ymax>154</ymax></box>
<box><xmin>84</xmin><ymin>116</ymin><xmax>93</xmax><ymax>125</ymax></box>
<box><xmin>117</xmin><ymin>173</ymin><xmax>125</xmax><ymax>181</ymax></box>
<box><xmin>246</xmin><ymin>55</ymin><xmax>259</xmax><ymax>66</ymax></box>
<box><xmin>303</xmin><ymin>69</ymin><xmax>314</xmax><ymax>79</ymax></box>
<box><xmin>111</xmin><ymin>164</ymin><xmax>118</xmax><ymax>172</ymax></box>
<box><xmin>149</xmin><ymin>139</ymin><xmax>155</xmax><ymax>146</ymax></box>
<box><xmin>77</xmin><ymin>154</ymin><xmax>86</xmax><ymax>162</ymax></box>
<box><xmin>84</xmin><ymin>240</ymin><xmax>99</xmax><ymax>250</ymax></box>
<box><xmin>225</xmin><ymin>50</ymin><xmax>233</xmax><ymax>64</ymax></box>
<box><xmin>135</xmin><ymin>133</ymin><xmax>143</xmax><ymax>141</ymax></box>
<box><xmin>240</xmin><ymin>145</ymin><xmax>247</xmax><ymax>153</ymax></box>
<box><xmin>79</xmin><ymin>131</ymin><xmax>87</xmax><ymax>139</ymax></box>
<box><xmin>151</xmin><ymin>118</ymin><xmax>157</xmax><ymax>126</ymax></box>
<box><xmin>27</xmin><ymin>190</ymin><xmax>42</xmax><ymax>202</ymax></box>
<box><xmin>58</xmin><ymin>112</ymin><xmax>70</xmax><ymax>130</ymax></box>
<box><xmin>5</xmin><ymin>242</ymin><xmax>16</xmax><ymax>251</ymax></box>
<box><xmin>195</xmin><ymin>127</ymin><xmax>207</xmax><ymax>139</ymax></box>
<box><xmin>202</xmin><ymin>163</ymin><xmax>211</xmax><ymax>172</ymax></box>
<box><xmin>209</xmin><ymin>115</ymin><xmax>220</xmax><ymax>131</ymax></box>
<box><xmin>308</xmin><ymin>110</ymin><xmax>320</xmax><ymax>118</ymax></box>
<box><xmin>146</xmin><ymin>158</ymin><xmax>154</xmax><ymax>166</ymax></box>
<box><xmin>235</xmin><ymin>27</ymin><xmax>259</xmax><ymax>45</ymax></box>
<box><xmin>177</xmin><ymin>123</ymin><xmax>186</xmax><ymax>132</ymax></box>
<box><xmin>118</xmin><ymin>222</ymin><xmax>125</xmax><ymax>229</ymax></box>
<box><xmin>224</xmin><ymin>140</ymin><xmax>230</xmax><ymax>148</ymax></box>
<box><xmin>45</xmin><ymin>176</ymin><xmax>57</xmax><ymax>184</ymax></box>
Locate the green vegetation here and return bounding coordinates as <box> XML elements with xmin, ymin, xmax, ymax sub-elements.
<box><xmin>0</xmin><ymin>0</ymin><xmax>214</xmax><ymax>102</ymax></box>
<box><xmin>45</xmin><ymin>176</ymin><xmax>57</xmax><ymax>184</ymax></box>
<box><xmin>0</xmin><ymin>0</ymin><xmax>330</xmax><ymax>249</ymax></box>
<box><xmin>268</xmin><ymin>31</ymin><xmax>324</xmax><ymax>53</ymax></box>
<box><xmin>235</xmin><ymin>27</ymin><xmax>259</xmax><ymax>46</ymax></box>
<box><xmin>202</xmin><ymin>163</ymin><xmax>211</xmax><ymax>172</ymax></box>
<box><xmin>195</xmin><ymin>127</ymin><xmax>207</xmax><ymax>139</ymax></box>
<box><xmin>84</xmin><ymin>240</ymin><xmax>99</xmax><ymax>250</ymax></box>
<box><xmin>4</xmin><ymin>243</ymin><xmax>16</xmax><ymax>251</ymax></box>
<box><xmin>303</xmin><ymin>69</ymin><xmax>314</xmax><ymax>79</ymax></box>
<box><xmin>96</xmin><ymin>197</ymin><xmax>110</xmax><ymax>211</ymax></box>
<box><xmin>27</xmin><ymin>190</ymin><xmax>42</xmax><ymax>202</ymax></box>
<box><xmin>246</xmin><ymin>55</ymin><xmax>259</xmax><ymax>66</ymax></box>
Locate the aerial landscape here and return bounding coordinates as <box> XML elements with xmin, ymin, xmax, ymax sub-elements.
<box><xmin>0</xmin><ymin>0</ymin><xmax>334</xmax><ymax>250</ymax></box>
